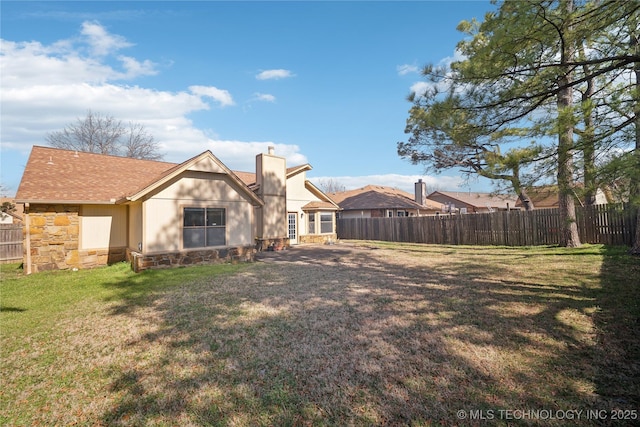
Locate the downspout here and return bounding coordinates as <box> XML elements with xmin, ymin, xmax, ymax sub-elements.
<box><xmin>24</xmin><ymin>203</ymin><xmax>31</xmax><ymax>275</ymax></box>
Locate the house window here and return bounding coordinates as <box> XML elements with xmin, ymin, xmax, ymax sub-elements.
<box><xmin>397</xmin><ymin>211</ymin><xmax>408</xmax><ymax>217</ymax></box>
<box><xmin>183</xmin><ymin>207</ymin><xmax>225</xmax><ymax>249</ymax></box>
<box><xmin>320</xmin><ymin>213</ymin><xmax>333</xmax><ymax>233</ymax></box>
<box><xmin>308</xmin><ymin>212</ymin><xmax>316</xmax><ymax>234</ymax></box>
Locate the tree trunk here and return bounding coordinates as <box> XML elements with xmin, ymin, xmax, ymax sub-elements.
<box><xmin>512</xmin><ymin>180</ymin><xmax>535</xmax><ymax>211</ymax></box>
<box><xmin>632</xmin><ymin>210</ymin><xmax>640</xmax><ymax>255</ymax></box>
<box><xmin>630</xmin><ymin>23</ymin><xmax>640</xmax><ymax>255</ymax></box>
<box><xmin>557</xmin><ymin>0</ymin><xmax>581</xmax><ymax>247</ymax></box>
<box><xmin>581</xmin><ymin>70</ymin><xmax>597</xmax><ymax>206</ymax></box>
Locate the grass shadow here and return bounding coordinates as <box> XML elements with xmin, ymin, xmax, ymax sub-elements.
<box><xmin>593</xmin><ymin>245</ymin><xmax>640</xmax><ymax>408</ymax></box>
<box><xmin>0</xmin><ymin>306</ymin><xmax>26</xmax><ymax>312</ymax></box>
<box><xmin>98</xmin><ymin>244</ymin><xmax>637</xmax><ymax>425</ymax></box>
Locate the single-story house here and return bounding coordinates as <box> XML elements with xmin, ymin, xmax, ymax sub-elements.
<box><xmin>426</xmin><ymin>191</ymin><xmax>519</xmax><ymax>214</ymax></box>
<box><xmin>15</xmin><ymin>146</ymin><xmax>339</xmax><ymax>273</ymax></box>
<box><xmin>328</xmin><ymin>180</ymin><xmax>443</xmax><ymax>219</ymax></box>
<box><xmin>513</xmin><ymin>185</ymin><xmax>608</xmax><ymax>209</ymax></box>
<box><xmin>0</xmin><ymin>198</ymin><xmax>23</xmax><ymax>224</ymax></box>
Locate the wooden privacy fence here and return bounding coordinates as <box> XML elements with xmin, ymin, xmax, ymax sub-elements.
<box><xmin>337</xmin><ymin>203</ymin><xmax>638</xmax><ymax>247</ymax></box>
<box><xmin>0</xmin><ymin>224</ymin><xmax>23</xmax><ymax>263</ymax></box>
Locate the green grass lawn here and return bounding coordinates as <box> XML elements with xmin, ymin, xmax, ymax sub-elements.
<box><xmin>1</xmin><ymin>243</ymin><xmax>639</xmax><ymax>426</ymax></box>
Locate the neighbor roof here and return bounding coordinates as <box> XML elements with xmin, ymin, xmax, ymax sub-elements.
<box><xmin>427</xmin><ymin>191</ymin><xmax>518</xmax><ymax>209</ymax></box>
<box><xmin>329</xmin><ymin>185</ymin><xmax>441</xmax><ymax>211</ymax></box>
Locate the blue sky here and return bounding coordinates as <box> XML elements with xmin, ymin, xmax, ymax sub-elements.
<box><xmin>1</xmin><ymin>1</ymin><xmax>497</xmax><ymax>197</ymax></box>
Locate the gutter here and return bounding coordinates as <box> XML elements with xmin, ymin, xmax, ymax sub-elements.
<box><xmin>14</xmin><ymin>199</ymin><xmax>118</xmax><ymax>205</ymax></box>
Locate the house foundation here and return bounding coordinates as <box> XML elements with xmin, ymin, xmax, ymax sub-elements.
<box><xmin>127</xmin><ymin>245</ymin><xmax>256</xmax><ymax>272</ymax></box>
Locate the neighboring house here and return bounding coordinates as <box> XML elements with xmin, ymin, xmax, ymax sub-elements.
<box><xmin>15</xmin><ymin>146</ymin><xmax>338</xmax><ymax>273</ymax></box>
<box><xmin>427</xmin><ymin>191</ymin><xmax>519</xmax><ymax>213</ymax></box>
<box><xmin>0</xmin><ymin>198</ymin><xmax>23</xmax><ymax>224</ymax></box>
<box><xmin>513</xmin><ymin>185</ymin><xmax>608</xmax><ymax>209</ymax></box>
<box><xmin>329</xmin><ymin>180</ymin><xmax>443</xmax><ymax>218</ymax></box>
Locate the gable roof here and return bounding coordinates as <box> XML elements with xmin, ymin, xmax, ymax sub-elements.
<box><xmin>329</xmin><ymin>185</ymin><xmax>442</xmax><ymax>211</ymax></box>
<box><xmin>303</xmin><ymin>180</ymin><xmax>340</xmax><ymax>210</ymax></box>
<box><xmin>427</xmin><ymin>191</ymin><xmax>518</xmax><ymax>210</ymax></box>
<box><xmin>125</xmin><ymin>150</ymin><xmax>263</xmax><ymax>206</ymax></box>
<box><xmin>16</xmin><ymin>146</ymin><xmax>263</xmax><ymax>205</ymax></box>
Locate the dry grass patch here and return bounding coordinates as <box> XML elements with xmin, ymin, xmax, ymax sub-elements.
<box><xmin>1</xmin><ymin>242</ymin><xmax>639</xmax><ymax>426</ymax></box>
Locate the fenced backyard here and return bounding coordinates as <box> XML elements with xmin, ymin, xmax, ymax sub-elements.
<box><xmin>2</xmin><ymin>243</ymin><xmax>639</xmax><ymax>425</ymax></box>
<box><xmin>0</xmin><ymin>224</ymin><xmax>23</xmax><ymax>264</ymax></box>
<box><xmin>337</xmin><ymin>203</ymin><xmax>638</xmax><ymax>247</ymax></box>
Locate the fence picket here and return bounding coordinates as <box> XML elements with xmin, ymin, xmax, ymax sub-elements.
<box><xmin>336</xmin><ymin>203</ymin><xmax>638</xmax><ymax>247</ymax></box>
<box><xmin>0</xmin><ymin>224</ymin><xmax>23</xmax><ymax>263</ymax></box>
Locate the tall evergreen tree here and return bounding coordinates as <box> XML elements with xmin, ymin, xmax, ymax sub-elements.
<box><xmin>399</xmin><ymin>0</ymin><xmax>640</xmax><ymax>248</ymax></box>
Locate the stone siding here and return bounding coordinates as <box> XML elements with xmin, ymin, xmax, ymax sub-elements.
<box><xmin>128</xmin><ymin>245</ymin><xmax>256</xmax><ymax>272</ymax></box>
<box><xmin>24</xmin><ymin>204</ymin><xmax>126</xmax><ymax>273</ymax></box>
<box><xmin>299</xmin><ymin>233</ymin><xmax>337</xmax><ymax>245</ymax></box>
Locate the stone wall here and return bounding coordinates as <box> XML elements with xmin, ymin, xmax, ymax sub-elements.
<box><xmin>128</xmin><ymin>245</ymin><xmax>256</xmax><ymax>272</ymax></box>
<box><xmin>24</xmin><ymin>204</ymin><xmax>126</xmax><ymax>273</ymax></box>
<box><xmin>299</xmin><ymin>233</ymin><xmax>337</xmax><ymax>245</ymax></box>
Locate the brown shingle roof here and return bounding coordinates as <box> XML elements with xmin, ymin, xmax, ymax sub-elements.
<box><xmin>329</xmin><ymin>185</ymin><xmax>442</xmax><ymax>211</ymax></box>
<box><xmin>302</xmin><ymin>201</ymin><xmax>339</xmax><ymax>210</ymax></box>
<box><xmin>428</xmin><ymin>191</ymin><xmax>518</xmax><ymax>210</ymax></box>
<box><xmin>233</xmin><ymin>171</ymin><xmax>257</xmax><ymax>186</ymax></box>
<box><xmin>16</xmin><ymin>146</ymin><xmax>176</xmax><ymax>203</ymax></box>
<box><xmin>227</xmin><ymin>164</ymin><xmax>311</xmax><ymax>188</ymax></box>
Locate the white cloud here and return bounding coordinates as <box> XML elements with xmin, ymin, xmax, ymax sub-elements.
<box><xmin>253</xmin><ymin>93</ymin><xmax>276</xmax><ymax>103</ymax></box>
<box><xmin>408</xmin><ymin>48</ymin><xmax>468</xmax><ymax>98</ymax></box>
<box><xmin>409</xmin><ymin>81</ymin><xmax>432</xmax><ymax>98</ymax></box>
<box><xmin>189</xmin><ymin>85</ymin><xmax>235</xmax><ymax>107</ymax></box>
<box><xmin>397</xmin><ymin>64</ymin><xmax>419</xmax><ymax>76</ymax></box>
<box><xmin>203</xmin><ymin>141</ymin><xmax>307</xmax><ymax>172</ymax></box>
<box><xmin>308</xmin><ymin>174</ymin><xmax>465</xmax><ymax>195</ymax></box>
<box><xmin>118</xmin><ymin>55</ymin><xmax>157</xmax><ymax>79</ymax></box>
<box><xmin>0</xmin><ymin>21</ymin><xmax>307</xmax><ymax>183</ymax></box>
<box><xmin>256</xmin><ymin>69</ymin><xmax>294</xmax><ymax>80</ymax></box>
<box><xmin>80</xmin><ymin>21</ymin><xmax>132</xmax><ymax>57</ymax></box>
<box><xmin>438</xmin><ymin>48</ymin><xmax>466</xmax><ymax>67</ymax></box>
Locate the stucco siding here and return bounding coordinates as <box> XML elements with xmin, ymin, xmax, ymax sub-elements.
<box><xmin>256</xmin><ymin>153</ymin><xmax>287</xmax><ymax>239</ymax></box>
<box><xmin>143</xmin><ymin>173</ymin><xmax>255</xmax><ymax>253</ymax></box>
<box><xmin>286</xmin><ymin>173</ymin><xmax>328</xmax><ymax>237</ymax></box>
<box><xmin>128</xmin><ymin>202</ymin><xmax>142</xmax><ymax>251</ymax></box>
<box><xmin>80</xmin><ymin>205</ymin><xmax>127</xmax><ymax>249</ymax></box>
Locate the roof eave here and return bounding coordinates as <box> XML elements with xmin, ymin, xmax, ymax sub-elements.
<box><xmin>304</xmin><ymin>180</ymin><xmax>341</xmax><ymax>209</ymax></box>
<box><xmin>16</xmin><ymin>199</ymin><xmax>117</xmax><ymax>205</ymax></box>
<box><xmin>126</xmin><ymin>151</ymin><xmax>264</xmax><ymax>207</ymax></box>
<box><xmin>286</xmin><ymin>164</ymin><xmax>312</xmax><ymax>178</ymax></box>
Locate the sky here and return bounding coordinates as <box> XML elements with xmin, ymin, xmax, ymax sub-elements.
<box><xmin>0</xmin><ymin>0</ymin><xmax>499</xmax><ymax>197</ymax></box>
